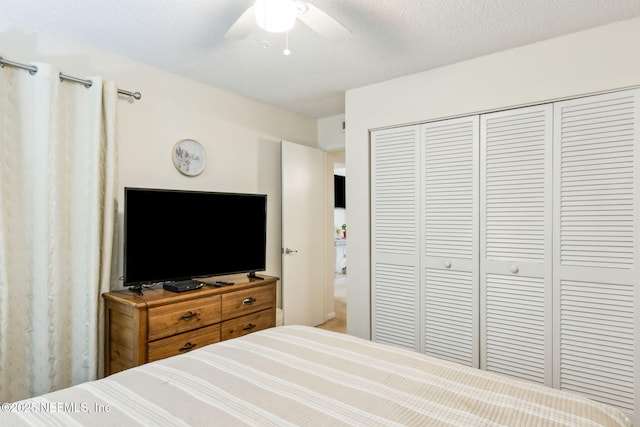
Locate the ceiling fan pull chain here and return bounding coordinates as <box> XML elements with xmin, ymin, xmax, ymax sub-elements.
<box><xmin>284</xmin><ymin>31</ymin><xmax>291</xmax><ymax>56</ymax></box>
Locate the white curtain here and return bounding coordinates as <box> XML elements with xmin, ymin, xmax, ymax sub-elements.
<box><xmin>0</xmin><ymin>63</ymin><xmax>118</xmax><ymax>402</ymax></box>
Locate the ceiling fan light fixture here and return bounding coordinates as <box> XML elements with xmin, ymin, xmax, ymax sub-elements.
<box><xmin>255</xmin><ymin>0</ymin><xmax>298</xmax><ymax>33</ymax></box>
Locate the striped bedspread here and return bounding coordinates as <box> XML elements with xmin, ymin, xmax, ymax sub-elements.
<box><xmin>1</xmin><ymin>325</ymin><xmax>631</xmax><ymax>426</ymax></box>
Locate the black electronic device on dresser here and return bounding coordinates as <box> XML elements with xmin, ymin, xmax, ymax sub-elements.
<box><xmin>123</xmin><ymin>187</ymin><xmax>267</xmax><ymax>294</ymax></box>
<box><xmin>162</xmin><ymin>280</ymin><xmax>204</xmax><ymax>292</ymax></box>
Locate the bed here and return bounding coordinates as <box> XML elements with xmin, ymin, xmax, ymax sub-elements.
<box><xmin>1</xmin><ymin>325</ymin><xmax>631</xmax><ymax>426</ymax></box>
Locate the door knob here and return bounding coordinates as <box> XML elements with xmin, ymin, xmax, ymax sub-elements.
<box><xmin>284</xmin><ymin>248</ymin><xmax>298</xmax><ymax>254</ymax></box>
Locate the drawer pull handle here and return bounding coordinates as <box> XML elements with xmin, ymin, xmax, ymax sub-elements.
<box><xmin>243</xmin><ymin>323</ymin><xmax>257</xmax><ymax>331</ymax></box>
<box><xmin>180</xmin><ymin>311</ymin><xmax>197</xmax><ymax>320</ymax></box>
<box><xmin>242</xmin><ymin>297</ymin><xmax>256</xmax><ymax>305</ymax></box>
<box><xmin>179</xmin><ymin>342</ymin><xmax>196</xmax><ymax>352</ymax></box>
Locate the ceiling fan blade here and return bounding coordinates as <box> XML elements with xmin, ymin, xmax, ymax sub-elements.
<box><xmin>224</xmin><ymin>6</ymin><xmax>256</xmax><ymax>40</ymax></box>
<box><xmin>297</xmin><ymin>3</ymin><xmax>351</xmax><ymax>42</ymax></box>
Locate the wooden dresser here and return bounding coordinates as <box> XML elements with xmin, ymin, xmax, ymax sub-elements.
<box><xmin>103</xmin><ymin>274</ymin><xmax>277</xmax><ymax>376</ymax></box>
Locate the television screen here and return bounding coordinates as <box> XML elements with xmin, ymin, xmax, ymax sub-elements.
<box><xmin>334</xmin><ymin>175</ymin><xmax>346</xmax><ymax>208</ymax></box>
<box><xmin>124</xmin><ymin>187</ymin><xmax>267</xmax><ymax>287</ymax></box>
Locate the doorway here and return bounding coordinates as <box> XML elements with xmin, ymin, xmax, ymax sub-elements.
<box><xmin>318</xmin><ymin>158</ymin><xmax>347</xmax><ymax>333</ymax></box>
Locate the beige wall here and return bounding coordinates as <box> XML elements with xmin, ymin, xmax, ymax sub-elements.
<box><xmin>318</xmin><ymin>114</ymin><xmax>345</xmax><ymax>151</ymax></box>
<box><xmin>345</xmin><ymin>17</ymin><xmax>640</xmax><ymax>339</ymax></box>
<box><xmin>1</xmin><ymin>19</ymin><xmax>318</xmax><ymax>303</ymax></box>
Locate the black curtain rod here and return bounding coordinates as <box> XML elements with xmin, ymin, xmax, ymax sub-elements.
<box><xmin>0</xmin><ymin>56</ymin><xmax>141</xmax><ymax>100</ymax></box>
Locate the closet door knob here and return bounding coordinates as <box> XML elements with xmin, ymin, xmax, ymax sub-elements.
<box><xmin>443</xmin><ymin>260</ymin><xmax>452</xmax><ymax>268</ymax></box>
<box><xmin>510</xmin><ymin>265</ymin><xmax>519</xmax><ymax>274</ymax></box>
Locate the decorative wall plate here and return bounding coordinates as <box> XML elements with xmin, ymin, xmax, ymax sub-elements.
<box><xmin>172</xmin><ymin>139</ymin><xmax>206</xmax><ymax>176</ymax></box>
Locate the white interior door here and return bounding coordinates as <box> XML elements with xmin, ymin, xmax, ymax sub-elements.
<box><xmin>553</xmin><ymin>89</ymin><xmax>639</xmax><ymax>417</ymax></box>
<box><xmin>370</xmin><ymin>126</ymin><xmax>421</xmax><ymax>351</ymax></box>
<box><xmin>281</xmin><ymin>140</ymin><xmax>326</xmax><ymax>326</ymax></box>
<box><xmin>480</xmin><ymin>104</ymin><xmax>553</xmax><ymax>386</ymax></box>
<box><xmin>421</xmin><ymin>117</ymin><xmax>480</xmax><ymax>368</ymax></box>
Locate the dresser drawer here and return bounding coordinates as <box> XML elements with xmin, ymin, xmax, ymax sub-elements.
<box><xmin>221</xmin><ymin>309</ymin><xmax>274</xmax><ymax>341</ymax></box>
<box><xmin>148</xmin><ymin>324</ymin><xmax>220</xmax><ymax>362</ymax></box>
<box><xmin>148</xmin><ymin>295</ymin><xmax>221</xmax><ymax>341</ymax></box>
<box><xmin>221</xmin><ymin>284</ymin><xmax>274</xmax><ymax>320</ymax></box>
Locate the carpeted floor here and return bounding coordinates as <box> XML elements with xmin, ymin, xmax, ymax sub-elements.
<box><xmin>317</xmin><ymin>274</ymin><xmax>346</xmax><ymax>333</ymax></box>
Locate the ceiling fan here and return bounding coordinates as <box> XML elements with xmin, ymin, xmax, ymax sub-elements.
<box><xmin>225</xmin><ymin>0</ymin><xmax>352</xmax><ymax>42</ymax></box>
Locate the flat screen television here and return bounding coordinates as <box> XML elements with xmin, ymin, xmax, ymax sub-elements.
<box><xmin>124</xmin><ymin>187</ymin><xmax>267</xmax><ymax>292</ymax></box>
<box><xmin>334</xmin><ymin>175</ymin><xmax>346</xmax><ymax>208</ymax></box>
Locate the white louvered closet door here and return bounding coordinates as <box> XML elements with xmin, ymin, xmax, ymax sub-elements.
<box><xmin>421</xmin><ymin>117</ymin><xmax>479</xmax><ymax>367</ymax></box>
<box><xmin>371</xmin><ymin>126</ymin><xmax>421</xmax><ymax>351</ymax></box>
<box><xmin>480</xmin><ymin>105</ymin><xmax>553</xmax><ymax>386</ymax></box>
<box><xmin>553</xmin><ymin>89</ymin><xmax>639</xmax><ymax>421</ymax></box>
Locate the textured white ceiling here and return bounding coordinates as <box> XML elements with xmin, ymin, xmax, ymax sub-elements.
<box><xmin>1</xmin><ymin>0</ymin><xmax>639</xmax><ymax>118</ymax></box>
